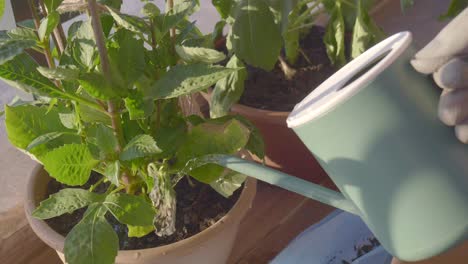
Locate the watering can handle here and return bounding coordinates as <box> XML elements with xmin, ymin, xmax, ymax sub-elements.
<box><xmin>214</xmin><ymin>155</ymin><xmax>361</xmax><ymax>215</ymax></box>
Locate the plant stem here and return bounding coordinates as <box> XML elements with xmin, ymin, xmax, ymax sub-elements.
<box><xmin>88</xmin><ymin>0</ymin><xmax>133</xmax><ymax>192</ymax></box>
<box><xmin>87</xmin><ymin>0</ymin><xmax>133</xmax><ymax>190</ymax></box>
<box><xmin>29</xmin><ymin>0</ymin><xmax>54</xmax><ymax>67</ymax></box>
<box><xmin>43</xmin><ymin>42</ymin><xmax>56</xmax><ymax>68</ymax></box>
<box><xmin>38</xmin><ymin>0</ymin><xmax>64</xmax><ymax>56</ymax></box>
<box><xmin>109</xmin><ymin>185</ymin><xmax>126</xmax><ymax>194</ymax></box>
<box><xmin>30</xmin><ymin>0</ymin><xmax>65</xmax><ymax>90</ymax></box>
<box><xmin>87</xmin><ymin>0</ymin><xmax>124</xmax><ymax>146</ymax></box>
<box><xmin>55</xmin><ymin>23</ymin><xmax>67</xmax><ymax>54</ymax></box>
<box><xmin>28</xmin><ymin>0</ymin><xmax>41</xmax><ymax>31</ymax></box>
<box><xmin>299</xmin><ymin>48</ymin><xmax>312</xmax><ymax>65</ymax></box>
<box><xmin>167</xmin><ymin>0</ymin><xmax>176</xmax><ymax>41</ymax></box>
<box><xmin>89</xmin><ymin>177</ymin><xmax>105</xmax><ymax>192</ymax></box>
<box><xmin>278</xmin><ymin>55</ymin><xmax>297</xmax><ymax>80</ymax></box>
<box><xmin>87</xmin><ymin>0</ymin><xmax>111</xmax><ymax>81</ymax></box>
<box><xmin>186</xmin><ymin>176</ymin><xmax>196</xmax><ymax>188</ymax></box>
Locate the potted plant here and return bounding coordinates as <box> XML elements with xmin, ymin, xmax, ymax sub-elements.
<box><xmin>0</xmin><ymin>0</ymin><xmax>262</xmax><ymax>263</ymax></box>
<box><xmin>199</xmin><ymin>0</ymin><xmax>386</xmax><ymax>183</ymax></box>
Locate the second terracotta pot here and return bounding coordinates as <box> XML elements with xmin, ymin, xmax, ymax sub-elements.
<box><xmin>230</xmin><ymin>103</ymin><xmax>331</xmax><ymax>184</ymax></box>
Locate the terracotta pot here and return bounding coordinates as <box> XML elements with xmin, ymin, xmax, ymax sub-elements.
<box><xmin>230</xmin><ymin>103</ymin><xmax>330</xmax><ymax>184</ymax></box>
<box><xmin>24</xmin><ymin>165</ymin><xmax>257</xmax><ymax>264</ymax></box>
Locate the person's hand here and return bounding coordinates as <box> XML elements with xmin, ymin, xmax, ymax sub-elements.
<box><xmin>411</xmin><ymin>8</ymin><xmax>468</xmax><ymax>143</ymax></box>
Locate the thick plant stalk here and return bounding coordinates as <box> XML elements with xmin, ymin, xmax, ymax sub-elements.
<box><xmin>87</xmin><ymin>0</ymin><xmax>132</xmax><ymax>188</ymax></box>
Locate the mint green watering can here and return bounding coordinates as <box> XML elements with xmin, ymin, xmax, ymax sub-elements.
<box><xmin>208</xmin><ymin>32</ymin><xmax>468</xmax><ymax>262</ymax></box>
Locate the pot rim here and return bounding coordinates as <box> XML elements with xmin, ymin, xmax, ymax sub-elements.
<box><xmin>24</xmin><ymin>165</ymin><xmax>257</xmax><ymax>256</ymax></box>
<box><xmin>200</xmin><ymin>90</ymin><xmax>289</xmax><ymax>125</ymax></box>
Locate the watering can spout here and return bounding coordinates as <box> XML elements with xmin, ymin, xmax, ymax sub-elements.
<box><xmin>214</xmin><ymin>155</ymin><xmax>361</xmax><ymax>215</ymax></box>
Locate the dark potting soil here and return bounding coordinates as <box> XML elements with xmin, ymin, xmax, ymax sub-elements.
<box><xmin>239</xmin><ymin>26</ymin><xmax>338</xmax><ymax>111</ymax></box>
<box><xmin>45</xmin><ymin>173</ymin><xmax>241</xmax><ymax>250</ymax></box>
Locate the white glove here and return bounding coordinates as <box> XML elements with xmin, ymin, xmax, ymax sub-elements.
<box><xmin>411</xmin><ymin>8</ymin><xmax>468</xmax><ymax>143</ymax></box>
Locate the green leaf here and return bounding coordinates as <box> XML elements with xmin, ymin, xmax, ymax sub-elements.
<box><xmin>104</xmin><ymin>193</ymin><xmax>156</xmax><ymax>226</ymax></box>
<box><xmin>231</xmin><ymin>0</ymin><xmax>282</xmax><ymax>70</ymax></box>
<box><xmin>211</xmin><ymin>20</ymin><xmax>227</xmax><ymax>42</ymax></box>
<box><xmin>231</xmin><ymin>115</ymin><xmax>264</xmax><ymax>159</ymax></box>
<box><xmin>176</xmin><ymin>119</ymin><xmax>250</xmax><ymax>183</ymax></box>
<box><xmin>90</xmin><ymin>124</ymin><xmax>118</xmax><ymax>156</ymax></box>
<box><xmin>439</xmin><ymin>0</ymin><xmax>468</xmax><ymax>20</ymax></box>
<box><xmin>32</xmin><ymin>188</ymin><xmax>104</xmax><ymax>219</ymax></box>
<box><xmin>38</xmin><ymin>11</ymin><xmax>60</xmax><ymax>41</ymax></box>
<box><xmin>171</xmin><ymin>0</ymin><xmax>200</xmax><ymax>16</ymax></box>
<box><xmin>100</xmin><ymin>14</ymin><xmax>115</xmax><ymax>37</ymax></box>
<box><xmin>176</xmin><ymin>20</ymin><xmax>201</xmax><ymax>45</ymax></box>
<box><xmin>108</xmin><ymin>29</ymin><xmax>145</xmax><ymax>88</ymax></box>
<box><xmin>124</xmin><ymin>90</ymin><xmax>153</xmax><ymax>120</ymax></box>
<box><xmin>59</xmin><ymin>112</ymin><xmax>77</xmax><ymax>129</ymax></box>
<box><xmin>210</xmin><ymin>170</ymin><xmax>246</xmax><ymax>198</ymax></box>
<box><xmin>106</xmin><ymin>7</ymin><xmax>148</xmax><ymax>34</ymax></box>
<box><xmin>44</xmin><ymin>0</ymin><xmax>64</xmax><ymax>12</ymax></box>
<box><xmin>0</xmin><ymin>54</ymin><xmax>62</xmax><ymax>97</ymax></box>
<box><xmin>120</xmin><ymin>134</ymin><xmax>162</xmax><ymax>161</ymax></box>
<box><xmin>212</xmin><ymin>0</ymin><xmax>233</xmax><ymax>19</ymax></box>
<box><xmin>26</xmin><ymin>132</ymin><xmax>66</xmax><ymax>151</ymax></box>
<box><xmin>78</xmin><ymin>72</ymin><xmax>117</xmax><ymax>100</ymax></box>
<box><xmin>37</xmin><ymin>66</ymin><xmax>79</xmax><ymax>81</ymax></box>
<box><xmin>122</xmin><ymin>114</ymin><xmax>144</xmax><ymax>143</ymax></box>
<box><xmin>282</xmin><ymin>0</ymin><xmax>306</xmax><ymax>64</ymax></box>
<box><xmin>71</xmin><ymin>21</ymin><xmax>96</xmax><ymax>69</ymax></box>
<box><xmin>41</xmin><ymin>144</ymin><xmax>99</xmax><ymax>186</ymax></box>
<box><xmin>127</xmin><ymin>224</ymin><xmax>155</xmax><ymax>238</ymax></box>
<box><xmin>153</xmin><ymin>102</ymin><xmax>187</xmax><ymax>157</ymax></box>
<box><xmin>5</xmin><ymin>105</ymin><xmax>72</xmax><ymax>157</ymax></box>
<box><xmin>154</xmin><ymin>7</ymin><xmax>193</xmax><ymax>43</ymax></box>
<box><xmin>76</xmin><ymin>103</ymin><xmax>111</xmax><ymax>125</ymax></box>
<box><xmin>351</xmin><ymin>0</ymin><xmax>385</xmax><ymax>59</ymax></box>
<box><xmin>64</xmin><ymin>205</ymin><xmax>118</xmax><ymax>264</ymax></box>
<box><xmin>103</xmin><ymin>161</ymin><xmax>120</xmax><ymax>186</ymax></box>
<box><xmin>142</xmin><ymin>3</ymin><xmax>161</xmax><ymax>17</ymax></box>
<box><xmin>210</xmin><ymin>55</ymin><xmax>246</xmax><ymax>118</ymax></box>
<box><xmin>175</xmin><ymin>45</ymin><xmax>226</xmax><ymax>64</ymax></box>
<box><xmin>148</xmin><ymin>64</ymin><xmax>237</xmax><ymax>99</ymax></box>
<box><xmin>0</xmin><ymin>39</ymin><xmax>36</xmax><ymax>64</ymax></box>
<box><xmin>7</xmin><ymin>27</ymin><xmax>38</xmax><ymax>41</ymax></box>
<box><xmin>324</xmin><ymin>2</ymin><xmax>346</xmax><ymax>66</ymax></box>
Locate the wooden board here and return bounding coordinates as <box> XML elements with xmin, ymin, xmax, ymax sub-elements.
<box><xmin>228</xmin><ymin>182</ymin><xmax>335</xmax><ymax>263</ymax></box>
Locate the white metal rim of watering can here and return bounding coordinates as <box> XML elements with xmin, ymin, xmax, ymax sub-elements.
<box><xmin>286</xmin><ymin>31</ymin><xmax>413</xmax><ymax>128</ymax></box>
